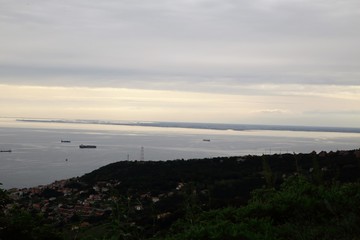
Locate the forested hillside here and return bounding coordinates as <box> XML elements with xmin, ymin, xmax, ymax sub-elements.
<box><xmin>1</xmin><ymin>149</ymin><xmax>360</xmax><ymax>239</ymax></box>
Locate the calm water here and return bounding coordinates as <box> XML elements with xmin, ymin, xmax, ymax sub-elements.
<box><xmin>1</xmin><ymin>118</ymin><xmax>360</xmax><ymax>189</ymax></box>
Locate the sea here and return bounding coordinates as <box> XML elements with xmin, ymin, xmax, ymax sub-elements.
<box><xmin>1</xmin><ymin>117</ymin><xmax>360</xmax><ymax>189</ymax></box>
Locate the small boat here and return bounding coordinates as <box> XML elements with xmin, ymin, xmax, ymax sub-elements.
<box><xmin>61</xmin><ymin>140</ymin><xmax>71</xmax><ymax>143</ymax></box>
<box><xmin>0</xmin><ymin>150</ymin><xmax>12</xmax><ymax>153</ymax></box>
<box><xmin>79</xmin><ymin>144</ymin><xmax>96</xmax><ymax>149</ymax></box>
<box><xmin>203</xmin><ymin>139</ymin><xmax>211</xmax><ymax>142</ymax></box>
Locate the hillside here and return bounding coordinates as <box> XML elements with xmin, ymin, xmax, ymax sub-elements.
<box><xmin>1</xmin><ymin>149</ymin><xmax>360</xmax><ymax>239</ymax></box>
<box><xmin>81</xmin><ymin>149</ymin><xmax>360</xmax><ymax>195</ymax></box>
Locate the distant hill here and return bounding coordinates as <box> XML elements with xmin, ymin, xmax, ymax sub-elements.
<box><xmin>80</xmin><ymin>149</ymin><xmax>360</xmax><ymax>204</ymax></box>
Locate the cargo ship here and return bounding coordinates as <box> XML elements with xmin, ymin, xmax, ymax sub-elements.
<box><xmin>0</xmin><ymin>150</ymin><xmax>12</xmax><ymax>152</ymax></box>
<box><xmin>79</xmin><ymin>144</ymin><xmax>96</xmax><ymax>149</ymax></box>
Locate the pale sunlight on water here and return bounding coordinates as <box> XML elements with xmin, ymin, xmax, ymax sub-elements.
<box><xmin>1</xmin><ymin>118</ymin><xmax>360</xmax><ymax>189</ymax></box>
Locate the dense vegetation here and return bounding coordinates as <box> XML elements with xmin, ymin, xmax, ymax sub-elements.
<box><xmin>0</xmin><ymin>184</ymin><xmax>62</xmax><ymax>240</ymax></box>
<box><xmin>1</xmin><ymin>149</ymin><xmax>360</xmax><ymax>239</ymax></box>
<box><xmin>158</xmin><ymin>176</ymin><xmax>360</xmax><ymax>240</ymax></box>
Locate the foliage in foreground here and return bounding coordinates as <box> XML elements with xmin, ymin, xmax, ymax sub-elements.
<box><xmin>2</xmin><ymin>177</ymin><xmax>360</xmax><ymax>240</ymax></box>
<box><xmin>156</xmin><ymin>176</ymin><xmax>360</xmax><ymax>240</ymax></box>
<box><xmin>2</xmin><ymin>149</ymin><xmax>360</xmax><ymax>240</ymax></box>
<box><xmin>0</xmin><ymin>184</ymin><xmax>62</xmax><ymax>240</ymax></box>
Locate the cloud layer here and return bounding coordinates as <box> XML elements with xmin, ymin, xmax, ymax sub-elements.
<box><xmin>1</xmin><ymin>0</ymin><xmax>360</xmax><ymax>87</ymax></box>
<box><xmin>1</xmin><ymin>0</ymin><xmax>360</xmax><ymax>126</ymax></box>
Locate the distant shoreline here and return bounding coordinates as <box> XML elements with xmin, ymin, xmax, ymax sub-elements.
<box><xmin>16</xmin><ymin>118</ymin><xmax>360</xmax><ymax>134</ymax></box>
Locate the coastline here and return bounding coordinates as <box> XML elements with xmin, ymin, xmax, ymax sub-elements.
<box><xmin>3</xmin><ymin>148</ymin><xmax>360</xmax><ymax>239</ymax></box>
<box><xmin>2</xmin><ymin>117</ymin><xmax>360</xmax><ymax>189</ymax></box>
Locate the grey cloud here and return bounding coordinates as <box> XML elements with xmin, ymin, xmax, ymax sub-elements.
<box><xmin>1</xmin><ymin>63</ymin><xmax>360</xmax><ymax>98</ymax></box>
<box><xmin>1</xmin><ymin>0</ymin><xmax>360</xmax><ymax>90</ymax></box>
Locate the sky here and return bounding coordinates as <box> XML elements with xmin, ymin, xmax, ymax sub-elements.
<box><xmin>0</xmin><ymin>0</ymin><xmax>360</xmax><ymax>127</ymax></box>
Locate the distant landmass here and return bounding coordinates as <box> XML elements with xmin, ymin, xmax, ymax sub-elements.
<box><xmin>16</xmin><ymin>118</ymin><xmax>360</xmax><ymax>133</ymax></box>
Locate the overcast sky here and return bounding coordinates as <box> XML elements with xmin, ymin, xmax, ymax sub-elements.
<box><xmin>1</xmin><ymin>0</ymin><xmax>360</xmax><ymax>127</ymax></box>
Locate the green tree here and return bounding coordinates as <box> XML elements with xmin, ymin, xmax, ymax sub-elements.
<box><xmin>99</xmin><ymin>196</ymin><xmax>144</xmax><ymax>240</ymax></box>
<box><xmin>0</xmin><ymin>183</ymin><xmax>62</xmax><ymax>240</ymax></box>
<box><xmin>0</xmin><ymin>183</ymin><xmax>10</xmax><ymax>208</ymax></box>
<box><xmin>157</xmin><ymin>176</ymin><xmax>360</xmax><ymax>240</ymax></box>
<box><xmin>262</xmin><ymin>156</ymin><xmax>276</xmax><ymax>188</ymax></box>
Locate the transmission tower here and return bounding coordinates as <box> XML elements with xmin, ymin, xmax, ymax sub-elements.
<box><xmin>140</xmin><ymin>146</ymin><xmax>144</xmax><ymax>161</ymax></box>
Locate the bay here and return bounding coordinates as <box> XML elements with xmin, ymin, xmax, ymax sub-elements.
<box><xmin>1</xmin><ymin>118</ymin><xmax>360</xmax><ymax>189</ymax></box>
